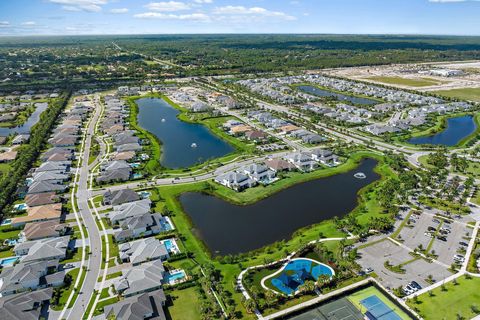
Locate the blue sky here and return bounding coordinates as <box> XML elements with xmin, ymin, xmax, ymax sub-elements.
<box><xmin>1</xmin><ymin>0</ymin><xmax>480</xmax><ymax>36</ymax></box>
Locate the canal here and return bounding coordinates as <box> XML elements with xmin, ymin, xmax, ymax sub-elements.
<box><xmin>179</xmin><ymin>158</ymin><xmax>380</xmax><ymax>255</ymax></box>
<box><xmin>136</xmin><ymin>97</ymin><xmax>234</xmax><ymax>169</ymax></box>
<box><xmin>297</xmin><ymin>85</ymin><xmax>380</xmax><ymax>105</ymax></box>
<box><xmin>407</xmin><ymin>115</ymin><xmax>477</xmax><ymax>146</ymax></box>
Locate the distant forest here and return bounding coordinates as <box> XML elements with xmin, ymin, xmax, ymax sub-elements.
<box><xmin>2</xmin><ymin>34</ymin><xmax>480</xmax><ymax>89</ymax></box>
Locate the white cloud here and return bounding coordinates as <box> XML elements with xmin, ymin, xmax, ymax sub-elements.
<box><xmin>110</xmin><ymin>8</ymin><xmax>129</xmax><ymax>14</ymax></box>
<box><xmin>134</xmin><ymin>12</ymin><xmax>210</xmax><ymax>21</ymax></box>
<box><xmin>0</xmin><ymin>21</ymin><xmax>10</xmax><ymax>28</ymax></box>
<box><xmin>144</xmin><ymin>1</ymin><xmax>190</xmax><ymax>12</ymax></box>
<box><xmin>47</xmin><ymin>0</ymin><xmax>108</xmax><ymax>12</ymax></box>
<box><xmin>21</xmin><ymin>21</ymin><xmax>37</xmax><ymax>26</ymax></box>
<box><xmin>212</xmin><ymin>6</ymin><xmax>296</xmax><ymax>20</ymax></box>
<box><xmin>193</xmin><ymin>0</ymin><xmax>213</xmax><ymax>3</ymax></box>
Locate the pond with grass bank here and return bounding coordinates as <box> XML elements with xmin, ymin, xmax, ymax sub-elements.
<box><xmin>179</xmin><ymin>158</ymin><xmax>380</xmax><ymax>255</ymax></box>
<box><xmin>0</xmin><ymin>102</ymin><xmax>48</xmax><ymax>136</ymax></box>
<box><xmin>407</xmin><ymin>115</ymin><xmax>477</xmax><ymax>146</ymax></box>
<box><xmin>297</xmin><ymin>85</ymin><xmax>380</xmax><ymax>105</ymax></box>
<box><xmin>136</xmin><ymin>97</ymin><xmax>234</xmax><ymax>169</ymax></box>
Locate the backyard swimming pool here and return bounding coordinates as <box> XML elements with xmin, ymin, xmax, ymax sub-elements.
<box><xmin>266</xmin><ymin>258</ymin><xmax>334</xmax><ymax>295</ymax></box>
<box><xmin>161</xmin><ymin>238</ymin><xmax>180</xmax><ymax>254</ymax></box>
<box><xmin>0</xmin><ymin>256</ymin><xmax>19</xmax><ymax>267</ymax></box>
<box><xmin>164</xmin><ymin>269</ymin><xmax>187</xmax><ymax>285</ymax></box>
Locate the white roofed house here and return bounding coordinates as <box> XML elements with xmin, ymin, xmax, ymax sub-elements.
<box><xmin>284</xmin><ymin>152</ymin><xmax>318</xmax><ymax>172</ymax></box>
<box><xmin>310</xmin><ymin>149</ymin><xmax>339</xmax><ymax>166</ymax></box>
<box><xmin>214</xmin><ymin>171</ymin><xmax>256</xmax><ymax>191</ymax></box>
<box><xmin>191</xmin><ymin>101</ymin><xmax>210</xmax><ymax>112</ymax></box>
<box><xmin>240</xmin><ymin>163</ymin><xmax>276</xmax><ymax>184</ymax></box>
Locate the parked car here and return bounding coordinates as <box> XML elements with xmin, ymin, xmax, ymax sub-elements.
<box><xmin>364</xmin><ymin>267</ymin><xmax>374</xmax><ymax>274</ymax></box>
<box><xmin>410</xmin><ymin>281</ymin><xmax>422</xmax><ymax>290</ymax></box>
<box><xmin>437</xmin><ymin>235</ymin><xmax>447</xmax><ymax>242</ymax></box>
<box><xmin>427</xmin><ymin>226</ymin><xmax>436</xmax><ymax>232</ymax></box>
<box><xmin>459</xmin><ymin>241</ymin><xmax>469</xmax><ymax>247</ymax></box>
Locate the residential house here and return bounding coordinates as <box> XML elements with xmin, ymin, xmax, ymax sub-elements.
<box><xmin>284</xmin><ymin>152</ymin><xmax>317</xmax><ymax>171</ymax></box>
<box><xmin>11</xmin><ymin>203</ymin><xmax>62</xmax><ymax>227</ymax></box>
<box><xmin>25</xmin><ymin>192</ymin><xmax>59</xmax><ymax>207</ymax></box>
<box><xmin>108</xmin><ymin>199</ymin><xmax>152</xmax><ymax>224</ymax></box>
<box><xmin>265</xmin><ymin>158</ymin><xmax>296</xmax><ymax>172</ymax></box>
<box><xmin>245</xmin><ymin>130</ymin><xmax>268</xmax><ymax>142</ymax></box>
<box><xmin>114</xmin><ymin>213</ymin><xmax>168</xmax><ymax>242</ymax></box>
<box><xmin>114</xmin><ymin>260</ymin><xmax>165</xmax><ymax>297</ymax></box>
<box><xmin>118</xmin><ymin>237</ymin><xmax>169</xmax><ymax>265</ymax></box>
<box><xmin>240</xmin><ymin>163</ymin><xmax>276</xmax><ymax>183</ymax></box>
<box><xmin>20</xmin><ymin>220</ymin><xmax>67</xmax><ymax>241</ymax></box>
<box><xmin>14</xmin><ymin>236</ymin><xmax>70</xmax><ymax>263</ymax></box>
<box><xmin>310</xmin><ymin>149</ymin><xmax>339</xmax><ymax>165</ymax></box>
<box><xmin>0</xmin><ymin>260</ymin><xmax>64</xmax><ymax>297</ymax></box>
<box><xmin>214</xmin><ymin>172</ymin><xmax>255</xmax><ymax>191</ymax></box>
<box><xmin>104</xmin><ymin>290</ymin><xmax>167</xmax><ymax>320</ymax></box>
<box><xmin>0</xmin><ymin>287</ymin><xmax>53</xmax><ymax>320</ymax></box>
<box><xmin>103</xmin><ymin>188</ymin><xmax>140</xmax><ymax>206</ymax></box>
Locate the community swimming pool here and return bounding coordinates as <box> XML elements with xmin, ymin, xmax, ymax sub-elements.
<box><xmin>266</xmin><ymin>258</ymin><xmax>334</xmax><ymax>295</ymax></box>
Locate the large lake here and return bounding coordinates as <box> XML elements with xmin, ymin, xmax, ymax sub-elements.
<box><xmin>407</xmin><ymin>115</ymin><xmax>477</xmax><ymax>146</ymax></box>
<box><xmin>179</xmin><ymin>158</ymin><xmax>380</xmax><ymax>255</ymax></box>
<box><xmin>297</xmin><ymin>85</ymin><xmax>380</xmax><ymax>105</ymax></box>
<box><xmin>0</xmin><ymin>102</ymin><xmax>48</xmax><ymax>136</ymax></box>
<box><xmin>136</xmin><ymin>97</ymin><xmax>234</xmax><ymax>169</ymax></box>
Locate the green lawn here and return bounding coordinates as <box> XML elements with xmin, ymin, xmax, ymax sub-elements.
<box><xmin>0</xmin><ymin>228</ymin><xmax>21</xmax><ymax>241</ymax></box>
<box><xmin>434</xmin><ymin>87</ymin><xmax>480</xmax><ymax>102</ymax></box>
<box><xmin>62</xmin><ymin>246</ymin><xmax>88</xmax><ymax>264</ymax></box>
<box><xmin>407</xmin><ymin>276</ymin><xmax>480</xmax><ymax>320</ymax></box>
<box><xmin>367</xmin><ymin>76</ymin><xmax>441</xmax><ymax>87</ymax></box>
<box><xmin>51</xmin><ymin>268</ymin><xmax>80</xmax><ymax>311</ymax></box>
<box><xmin>348</xmin><ymin>286</ymin><xmax>411</xmax><ymax>320</ymax></box>
<box><xmin>454</xmin><ymin>159</ymin><xmax>480</xmax><ymax>179</ymax></box>
<box><xmin>0</xmin><ymin>249</ymin><xmax>14</xmax><ymax>258</ymax></box>
<box><xmin>0</xmin><ymin>163</ymin><xmax>12</xmax><ymax>176</ymax></box>
<box><xmin>166</xmin><ymin>287</ymin><xmax>203</xmax><ymax>320</ymax></box>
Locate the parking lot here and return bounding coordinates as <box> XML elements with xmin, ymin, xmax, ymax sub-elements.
<box><xmin>430</xmin><ymin>218</ymin><xmax>470</xmax><ymax>265</ymax></box>
<box><xmin>357</xmin><ymin>208</ymin><xmax>474</xmax><ymax>294</ymax></box>
<box><xmin>397</xmin><ymin>212</ymin><xmax>433</xmax><ymax>251</ymax></box>
<box><xmin>357</xmin><ymin>238</ymin><xmax>452</xmax><ymax>290</ymax></box>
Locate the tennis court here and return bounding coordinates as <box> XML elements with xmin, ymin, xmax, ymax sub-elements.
<box><xmin>360</xmin><ymin>295</ymin><xmax>402</xmax><ymax>320</ymax></box>
<box><xmin>288</xmin><ymin>297</ymin><xmax>364</xmax><ymax>320</ymax></box>
<box><xmin>348</xmin><ymin>286</ymin><xmax>412</xmax><ymax>320</ymax></box>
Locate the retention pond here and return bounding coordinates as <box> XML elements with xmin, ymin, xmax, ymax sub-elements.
<box><xmin>179</xmin><ymin>158</ymin><xmax>380</xmax><ymax>255</ymax></box>
<box><xmin>136</xmin><ymin>97</ymin><xmax>234</xmax><ymax>168</ymax></box>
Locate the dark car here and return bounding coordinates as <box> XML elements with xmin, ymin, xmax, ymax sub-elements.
<box><xmin>459</xmin><ymin>242</ymin><xmax>469</xmax><ymax>247</ymax></box>
<box><xmin>427</xmin><ymin>226</ymin><xmax>436</xmax><ymax>232</ymax></box>
<box><xmin>410</xmin><ymin>281</ymin><xmax>422</xmax><ymax>290</ymax></box>
<box><xmin>437</xmin><ymin>235</ymin><xmax>447</xmax><ymax>242</ymax></box>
